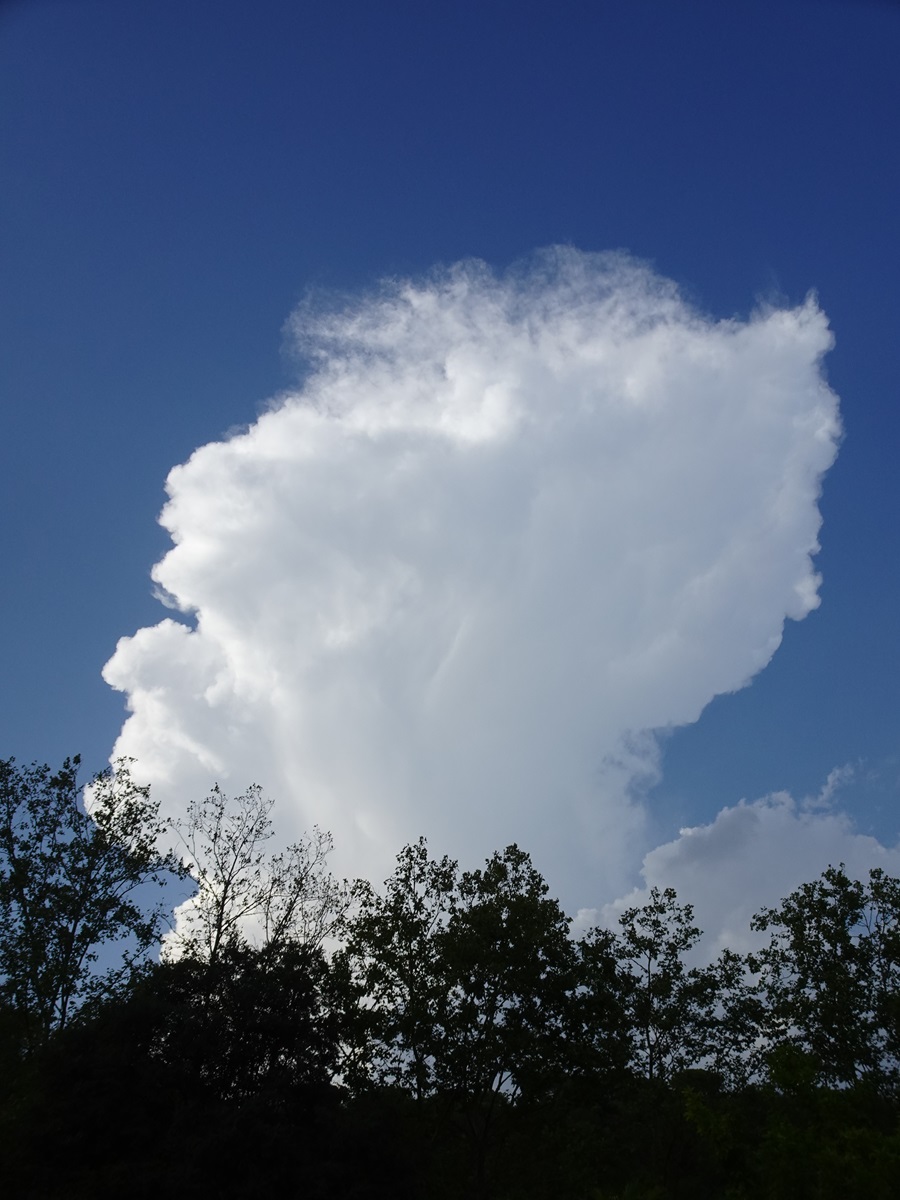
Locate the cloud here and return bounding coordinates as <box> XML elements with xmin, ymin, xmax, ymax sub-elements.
<box><xmin>801</xmin><ymin>762</ymin><xmax>856</xmax><ymax>811</ymax></box>
<box><xmin>594</xmin><ymin>783</ymin><xmax>900</xmax><ymax>959</ymax></box>
<box><xmin>103</xmin><ymin>248</ymin><xmax>841</xmax><ymax>909</ymax></box>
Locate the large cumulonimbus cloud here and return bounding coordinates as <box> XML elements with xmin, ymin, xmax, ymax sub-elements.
<box><xmin>103</xmin><ymin>248</ymin><xmax>841</xmax><ymax>908</ymax></box>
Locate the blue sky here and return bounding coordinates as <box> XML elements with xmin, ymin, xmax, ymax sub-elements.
<box><xmin>2</xmin><ymin>0</ymin><xmax>899</xmax><ymax>925</ymax></box>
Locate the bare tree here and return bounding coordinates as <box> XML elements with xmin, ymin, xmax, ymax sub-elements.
<box><xmin>168</xmin><ymin>783</ymin><xmax>352</xmax><ymax>963</ymax></box>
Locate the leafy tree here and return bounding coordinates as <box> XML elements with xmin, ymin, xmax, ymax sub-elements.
<box><xmin>433</xmin><ymin>845</ymin><xmax>578</xmax><ymax>1195</ymax></box>
<box><xmin>867</xmin><ymin>867</ymin><xmax>900</xmax><ymax>1076</ymax></box>
<box><xmin>168</xmin><ymin>783</ymin><xmax>353</xmax><ymax>963</ymax></box>
<box><xmin>705</xmin><ymin>944</ymin><xmax>765</xmax><ymax>1089</ymax></box>
<box><xmin>613</xmin><ymin>886</ymin><xmax>718</xmax><ymax>1083</ymax></box>
<box><xmin>336</xmin><ymin>837</ymin><xmax>458</xmax><ymax>1100</ymax></box>
<box><xmin>137</xmin><ymin>941</ymin><xmax>339</xmax><ymax>1104</ymax></box>
<box><xmin>337</xmin><ymin>842</ymin><xmax>578</xmax><ymax>1194</ymax></box>
<box><xmin>436</xmin><ymin>844</ymin><xmax>577</xmax><ymax>1104</ymax></box>
<box><xmin>0</xmin><ymin>755</ymin><xmax>184</xmax><ymax>1050</ymax></box>
<box><xmin>574</xmin><ymin>923</ymin><xmax>633</xmax><ymax>1082</ymax></box>
<box><xmin>750</xmin><ymin>863</ymin><xmax>900</xmax><ymax>1091</ymax></box>
<box><xmin>0</xmin><ymin>944</ymin><xmax>389</xmax><ymax>1200</ymax></box>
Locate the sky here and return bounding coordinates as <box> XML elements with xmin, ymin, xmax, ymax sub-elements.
<box><xmin>2</xmin><ymin>0</ymin><xmax>899</xmax><ymax>940</ymax></box>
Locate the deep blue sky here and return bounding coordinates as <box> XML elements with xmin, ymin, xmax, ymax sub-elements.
<box><xmin>2</xmin><ymin>0</ymin><xmax>898</xmax><ymax>848</ymax></box>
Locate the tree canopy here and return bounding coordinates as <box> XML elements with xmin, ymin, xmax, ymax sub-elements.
<box><xmin>3</xmin><ymin>755</ymin><xmax>900</xmax><ymax>1199</ymax></box>
<box><xmin>0</xmin><ymin>756</ymin><xmax>184</xmax><ymax>1049</ymax></box>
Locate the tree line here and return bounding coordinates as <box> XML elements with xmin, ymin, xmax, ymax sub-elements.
<box><xmin>2</xmin><ymin>755</ymin><xmax>900</xmax><ymax>1198</ymax></box>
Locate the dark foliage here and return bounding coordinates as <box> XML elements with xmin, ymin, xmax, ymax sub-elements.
<box><xmin>0</xmin><ymin>756</ymin><xmax>185</xmax><ymax>1050</ymax></box>
<box><xmin>4</xmin><ymin>758</ymin><xmax>900</xmax><ymax>1197</ymax></box>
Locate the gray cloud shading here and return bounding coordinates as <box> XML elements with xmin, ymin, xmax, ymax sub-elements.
<box><xmin>597</xmin><ymin>777</ymin><xmax>900</xmax><ymax>960</ymax></box>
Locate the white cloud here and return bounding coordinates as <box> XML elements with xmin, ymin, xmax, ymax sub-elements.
<box><xmin>801</xmin><ymin>762</ymin><xmax>856</xmax><ymax>811</ymax></box>
<box><xmin>103</xmin><ymin>248</ymin><xmax>841</xmax><ymax>911</ymax></box>
<box><xmin>595</xmin><ymin>784</ymin><xmax>900</xmax><ymax>959</ymax></box>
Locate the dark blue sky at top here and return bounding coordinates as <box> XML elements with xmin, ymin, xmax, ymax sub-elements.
<box><xmin>1</xmin><ymin>0</ymin><xmax>898</xmax><ymax>846</ymax></box>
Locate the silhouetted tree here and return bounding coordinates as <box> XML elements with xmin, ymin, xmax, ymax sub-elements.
<box><xmin>168</xmin><ymin>783</ymin><xmax>354</xmax><ymax>962</ymax></box>
<box><xmin>336</xmin><ymin>837</ymin><xmax>458</xmax><ymax>1100</ymax></box>
<box><xmin>613</xmin><ymin>886</ymin><xmax>718</xmax><ymax>1083</ymax></box>
<box><xmin>0</xmin><ymin>756</ymin><xmax>184</xmax><ymax>1050</ymax></box>
<box><xmin>434</xmin><ymin>845</ymin><xmax>577</xmax><ymax>1195</ymax></box>
<box><xmin>574</xmin><ymin>923</ymin><xmax>633</xmax><ymax>1081</ymax></box>
<box><xmin>751</xmin><ymin>863</ymin><xmax>900</xmax><ymax>1092</ymax></box>
<box><xmin>436</xmin><ymin>844</ymin><xmax>577</xmax><ymax>1102</ymax></box>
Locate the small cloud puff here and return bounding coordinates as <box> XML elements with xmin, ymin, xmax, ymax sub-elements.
<box><xmin>600</xmin><ymin>783</ymin><xmax>900</xmax><ymax>959</ymax></box>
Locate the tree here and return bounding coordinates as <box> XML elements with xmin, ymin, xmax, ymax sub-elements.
<box><xmin>0</xmin><ymin>941</ymin><xmax>358</xmax><ymax>1200</ymax></box>
<box><xmin>750</xmin><ymin>864</ymin><xmax>900</xmax><ymax>1092</ymax></box>
<box><xmin>613</xmin><ymin>886</ymin><xmax>718</xmax><ymax>1084</ymax></box>
<box><xmin>0</xmin><ymin>756</ymin><xmax>184</xmax><ymax>1050</ymax></box>
<box><xmin>705</xmin><ymin>944</ymin><xmax>765</xmax><ymax>1089</ymax></box>
<box><xmin>432</xmin><ymin>846</ymin><xmax>578</xmax><ymax>1195</ymax></box>
<box><xmin>137</xmin><ymin>941</ymin><xmax>339</xmax><ymax>1104</ymax></box>
<box><xmin>337</xmin><ymin>842</ymin><xmax>578</xmax><ymax>1195</ymax></box>
<box><xmin>574</xmin><ymin>923</ymin><xmax>632</xmax><ymax>1081</ymax></box>
<box><xmin>335</xmin><ymin>837</ymin><xmax>459</xmax><ymax>1100</ymax></box>
<box><xmin>436</xmin><ymin>844</ymin><xmax>577</xmax><ymax>1104</ymax></box>
<box><xmin>168</xmin><ymin>783</ymin><xmax>353</xmax><ymax>964</ymax></box>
